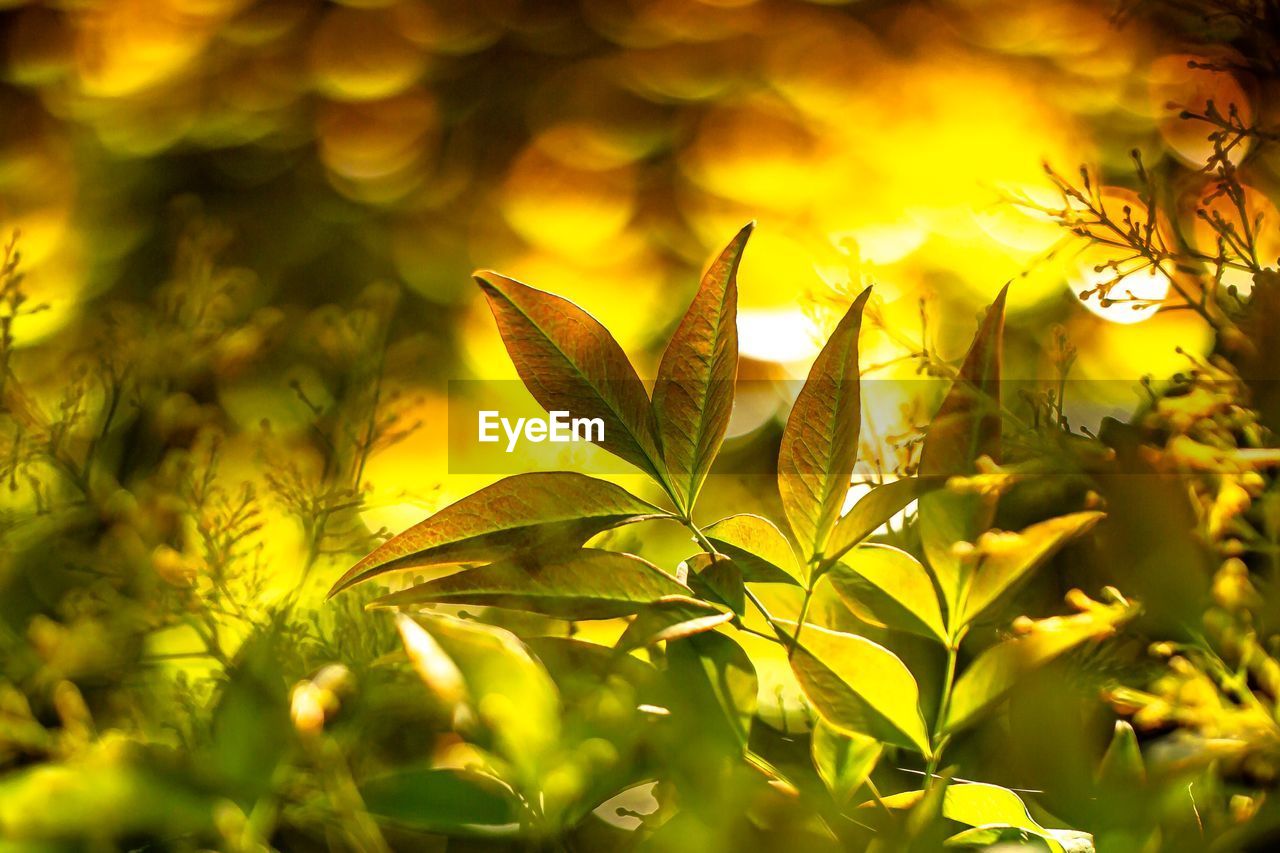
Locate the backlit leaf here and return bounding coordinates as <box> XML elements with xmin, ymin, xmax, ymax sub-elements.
<box><xmin>778</xmin><ymin>287</ymin><xmax>873</xmax><ymax>563</ymax></box>
<box><xmin>372</xmin><ymin>549</ymin><xmax>689</xmax><ymax>619</ymax></box>
<box><xmin>653</xmin><ymin>224</ymin><xmax>751</xmax><ymax>511</ymax></box>
<box><xmin>961</xmin><ymin>512</ymin><xmax>1105</xmax><ymax>624</ymax></box>
<box><xmin>329</xmin><ymin>473</ymin><xmax>666</xmax><ymax>596</ymax></box>
<box><xmin>879</xmin><ymin>782</ymin><xmax>1076</xmax><ymax>852</ymax></box>
<box><xmin>919</xmin><ymin>285</ymin><xmax>1008</xmax><ymax>612</ymax></box>
<box><xmin>685</xmin><ymin>552</ymin><xmax>746</xmax><ymax>617</ymax></box>
<box><xmin>825</xmin><ymin>544</ymin><xmax>947</xmax><ymax>643</ymax></box>
<box><xmin>824</xmin><ymin>477</ymin><xmax>940</xmax><ymax>568</ymax></box>
<box><xmin>705</xmin><ymin>513</ymin><xmax>804</xmax><ymax>585</ymax></box>
<box><xmin>615</xmin><ymin>595</ymin><xmax>734</xmax><ymax>652</ymax></box>
<box><xmin>476</xmin><ymin>270</ymin><xmax>664</xmax><ymax>479</ymax></box>
<box><xmin>811</xmin><ymin>718</ymin><xmax>881</xmax><ymax>806</ymax></box>
<box><xmin>788</xmin><ymin>621</ymin><xmax>931</xmax><ymax>755</ymax></box>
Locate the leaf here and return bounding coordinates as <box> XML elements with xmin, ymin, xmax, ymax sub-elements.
<box><xmin>685</xmin><ymin>552</ymin><xmax>746</xmax><ymax>617</ymax></box>
<box><xmin>360</xmin><ymin>767</ymin><xmax>520</xmax><ymax>837</ymax></box>
<box><xmin>946</xmin><ymin>602</ymin><xmax>1133</xmax><ymax>733</ymax></box>
<box><xmin>961</xmin><ymin>512</ymin><xmax>1105</xmax><ymax>624</ymax></box>
<box><xmin>475</xmin><ymin>270</ymin><xmax>664</xmax><ymax>479</ymax></box>
<box><xmin>1096</xmin><ymin>720</ymin><xmax>1145</xmax><ymax>788</ymax></box>
<box><xmin>879</xmin><ymin>782</ymin><xmax>1077</xmax><ymax>853</ymax></box>
<box><xmin>825</xmin><ymin>544</ymin><xmax>947</xmax><ymax>643</ymax></box>
<box><xmin>616</xmin><ymin>596</ymin><xmax>735</xmax><ymax>652</ymax></box>
<box><xmin>788</xmin><ymin>622</ymin><xmax>931</xmax><ymax>755</ymax></box>
<box><xmin>373</xmin><ymin>549</ymin><xmax>689</xmax><ymax>619</ymax></box>
<box><xmin>704</xmin><ymin>513</ymin><xmax>804</xmax><ymax>585</ymax></box>
<box><xmin>824</xmin><ymin>477</ymin><xmax>940</xmax><ymax>568</ymax></box>
<box><xmin>208</xmin><ymin>625</ymin><xmax>293</xmax><ymax>802</ymax></box>
<box><xmin>918</xmin><ymin>286</ymin><xmax>1007</xmax><ymax>611</ymax></box>
<box><xmin>665</xmin><ymin>631</ymin><xmax>757</xmax><ymax>752</ymax></box>
<box><xmin>330</xmin><ymin>473</ymin><xmax>665</xmax><ymax>596</ymax></box>
<box><xmin>811</xmin><ymin>718</ymin><xmax>881</xmax><ymax>806</ymax></box>
<box><xmin>777</xmin><ymin>286</ymin><xmax>872</xmax><ymax>563</ymax></box>
<box><xmin>653</xmin><ymin>224</ymin><xmax>751</xmax><ymax>510</ymax></box>
<box><xmin>398</xmin><ymin>613</ymin><xmax>561</xmax><ymax>781</ymax></box>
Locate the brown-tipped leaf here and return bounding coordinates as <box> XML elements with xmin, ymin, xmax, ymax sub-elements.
<box><xmin>653</xmin><ymin>224</ymin><xmax>751</xmax><ymax>510</ymax></box>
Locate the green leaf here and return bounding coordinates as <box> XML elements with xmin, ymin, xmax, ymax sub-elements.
<box><xmin>788</xmin><ymin>622</ymin><xmax>931</xmax><ymax>755</ymax></box>
<box><xmin>616</xmin><ymin>595</ymin><xmax>734</xmax><ymax>652</ymax></box>
<box><xmin>704</xmin><ymin>513</ymin><xmax>804</xmax><ymax>585</ymax></box>
<box><xmin>1096</xmin><ymin>720</ymin><xmax>1145</xmax><ymax>788</ymax></box>
<box><xmin>372</xmin><ymin>548</ymin><xmax>689</xmax><ymax>619</ymax></box>
<box><xmin>825</xmin><ymin>544</ymin><xmax>947</xmax><ymax>643</ymax></box>
<box><xmin>685</xmin><ymin>552</ymin><xmax>746</xmax><ymax>617</ymax></box>
<box><xmin>777</xmin><ymin>287</ymin><xmax>872</xmax><ymax>563</ymax></box>
<box><xmin>918</xmin><ymin>286</ymin><xmax>1007</xmax><ymax>611</ymax></box>
<box><xmin>397</xmin><ymin>613</ymin><xmax>560</xmax><ymax>781</ymax></box>
<box><xmin>360</xmin><ymin>767</ymin><xmax>520</xmax><ymax>837</ymax></box>
<box><xmin>330</xmin><ymin>473</ymin><xmax>665</xmax><ymax>596</ymax></box>
<box><xmin>881</xmin><ymin>782</ymin><xmax>1080</xmax><ymax>853</ymax></box>
<box><xmin>208</xmin><ymin>625</ymin><xmax>293</xmax><ymax>802</ymax></box>
<box><xmin>824</xmin><ymin>477</ymin><xmax>940</xmax><ymax>568</ymax></box>
<box><xmin>476</xmin><ymin>270</ymin><xmax>664</xmax><ymax>479</ymax></box>
<box><xmin>665</xmin><ymin>631</ymin><xmax>757</xmax><ymax>752</ymax></box>
<box><xmin>961</xmin><ymin>511</ymin><xmax>1105</xmax><ymax>625</ymax></box>
<box><xmin>811</xmin><ymin>718</ymin><xmax>881</xmax><ymax>806</ymax></box>
<box><xmin>653</xmin><ymin>224</ymin><xmax>751</xmax><ymax>510</ymax></box>
<box><xmin>946</xmin><ymin>602</ymin><xmax>1133</xmax><ymax>733</ymax></box>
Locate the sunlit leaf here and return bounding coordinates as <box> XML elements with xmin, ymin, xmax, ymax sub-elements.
<box><xmin>879</xmin><ymin>782</ymin><xmax>1080</xmax><ymax>852</ymax></box>
<box><xmin>665</xmin><ymin>631</ymin><xmax>757</xmax><ymax>752</ymax></box>
<box><xmin>685</xmin><ymin>552</ymin><xmax>746</xmax><ymax>617</ymax></box>
<box><xmin>399</xmin><ymin>613</ymin><xmax>561</xmax><ymax>781</ymax></box>
<box><xmin>961</xmin><ymin>512</ymin><xmax>1105</xmax><ymax>624</ymax></box>
<box><xmin>825</xmin><ymin>544</ymin><xmax>946</xmax><ymax>642</ymax></box>
<box><xmin>919</xmin><ymin>285</ymin><xmax>1007</xmax><ymax>612</ymax></box>
<box><xmin>811</xmin><ymin>718</ymin><xmax>881</xmax><ymax>806</ymax></box>
<box><xmin>616</xmin><ymin>596</ymin><xmax>734</xmax><ymax>652</ymax></box>
<box><xmin>777</xmin><ymin>286</ymin><xmax>872</xmax><ymax>563</ymax></box>
<box><xmin>476</xmin><ymin>270</ymin><xmax>665</xmax><ymax>479</ymax></box>
<box><xmin>946</xmin><ymin>602</ymin><xmax>1133</xmax><ymax>733</ymax></box>
<box><xmin>360</xmin><ymin>767</ymin><xmax>520</xmax><ymax>837</ymax></box>
<box><xmin>330</xmin><ymin>473</ymin><xmax>666</xmax><ymax>596</ymax></box>
<box><xmin>653</xmin><ymin>224</ymin><xmax>751</xmax><ymax>511</ymax></box>
<box><xmin>705</xmin><ymin>513</ymin><xmax>804</xmax><ymax>586</ymax></box>
<box><xmin>787</xmin><ymin>621</ymin><xmax>931</xmax><ymax>755</ymax></box>
<box><xmin>373</xmin><ymin>549</ymin><xmax>688</xmax><ymax>619</ymax></box>
<box><xmin>824</xmin><ymin>477</ymin><xmax>940</xmax><ymax>568</ymax></box>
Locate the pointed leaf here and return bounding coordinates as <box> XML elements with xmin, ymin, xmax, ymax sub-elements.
<box><xmin>788</xmin><ymin>622</ymin><xmax>931</xmax><ymax>755</ymax></box>
<box><xmin>705</xmin><ymin>513</ymin><xmax>804</xmax><ymax>585</ymax></box>
<box><xmin>653</xmin><ymin>224</ymin><xmax>751</xmax><ymax>510</ymax></box>
<box><xmin>374</xmin><ymin>549</ymin><xmax>689</xmax><ymax>619</ymax></box>
<box><xmin>825</xmin><ymin>544</ymin><xmax>947</xmax><ymax>642</ymax></box>
<box><xmin>1097</xmin><ymin>720</ymin><xmax>1145</xmax><ymax>788</ymax></box>
<box><xmin>476</xmin><ymin>270</ymin><xmax>664</xmax><ymax>479</ymax></box>
<box><xmin>778</xmin><ymin>287</ymin><xmax>873</xmax><ymax>562</ymax></box>
<box><xmin>961</xmin><ymin>512</ymin><xmax>1105</xmax><ymax>624</ymax></box>
<box><xmin>946</xmin><ymin>601</ymin><xmax>1134</xmax><ymax>733</ymax></box>
<box><xmin>919</xmin><ymin>286</ymin><xmax>1007</xmax><ymax>611</ymax></box>
<box><xmin>685</xmin><ymin>552</ymin><xmax>746</xmax><ymax>617</ymax></box>
<box><xmin>824</xmin><ymin>477</ymin><xmax>941</xmax><ymax>568</ymax></box>
<box><xmin>399</xmin><ymin>613</ymin><xmax>561</xmax><ymax>781</ymax></box>
<box><xmin>665</xmin><ymin>631</ymin><xmax>757</xmax><ymax>752</ymax></box>
<box><xmin>812</xmin><ymin>719</ymin><xmax>882</xmax><ymax>806</ymax></box>
<box><xmin>330</xmin><ymin>473</ymin><xmax>665</xmax><ymax>596</ymax></box>
<box><xmin>616</xmin><ymin>595</ymin><xmax>734</xmax><ymax>652</ymax></box>
<box><xmin>880</xmin><ymin>783</ymin><xmax>1075</xmax><ymax>853</ymax></box>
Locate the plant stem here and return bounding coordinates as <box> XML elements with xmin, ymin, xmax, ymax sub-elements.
<box><xmin>789</xmin><ymin>582</ymin><xmax>815</xmax><ymax>659</ymax></box>
<box><xmin>926</xmin><ymin>641</ymin><xmax>960</xmax><ymax>788</ymax></box>
<box><xmin>684</xmin><ymin>516</ymin><xmax>785</xmax><ymax>645</ymax></box>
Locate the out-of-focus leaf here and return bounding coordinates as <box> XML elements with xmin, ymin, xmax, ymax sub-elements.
<box><xmin>824</xmin><ymin>478</ymin><xmax>939</xmax><ymax>567</ymax></box>
<box><xmin>665</xmin><ymin>631</ymin><xmax>757</xmax><ymax>752</ymax></box>
<box><xmin>1097</xmin><ymin>720</ymin><xmax>1145</xmax><ymax>787</ymax></box>
<box><xmin>396</xmin><ymin>613</ymin><xmax>468</xmax><ymax>710</ymax></box>
<box><xmin>615</xmin><ymin>596</ymin><xmax>734</xmax><ymax>652</ymax></box>
<box><xmin>359</xmin><ymin>767</ymin><xmax>520</xmax><ymax>837</ymax></box>
<box><xmin>373</xmin><ymin>549</ymin><xmax>688</xmax><ymax>619</ymax></box>
<box><xmin>653</xmin><ymin>224</ymin><xmax>751</xmax><ymax>510</ymax></box>
<box><xmin>400</xmin><ymin>613</ymin><xmax>561</xmax><ymax>781</ymax></box>
<box><xmin>919</xmin><ymin>286</ymin><xmax>1007</xmax><ymax>611</ymax></box>
<box><xmin>330</xmin><ymin>473</ymin><xmax>666</xmax><ymax>595</ymax></box>
<box><xmin>704</xmin><ymin>513</ymin><xmax>804</xmax><ymax>586</ymax></box>
<box><xmin>946</xmin><ymin>602</ymin><xmax>1133</xmax><ymax>733</ymax></box>
<box><xmin>880</xmin><ymin>782</ymin><xmax>1080</xmax><ymax>852</ymax></box>
<box><xmin>777</xmin><ymin>287</ymin><xmax>873</xmax><ymax>563</ymax></box>
<box><xmin>788</xmin><ymin>622</ymin><xmax>931</xmax><ymax>755</ymax></box>
<box><xmin>209</xmin><ymin>626</ymin><xmax>293</xmax><ymax>801</ymax></box>
<box><xmin>811</xmin><ymin>718</ymin><xmax>881</xmax><ymax>806</ymax></box>
<box><xmin>476</xmin><ymin>270</ymin><xmax>664</xmax><ymax>479</ymax></box>
<box><xmin>825</xmin><ymin>545</ymin><xmax>946</xmax><ymax>643</ymax></box>
<box><xmin>686</xmin><ymin>552</ymin><xmax>745</xmax><ymax>617</ymax></box>
<box><xmin>961</xmin><ymin>511</ymin><xmax>1104</xmax><ymax>625</ymax></box>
